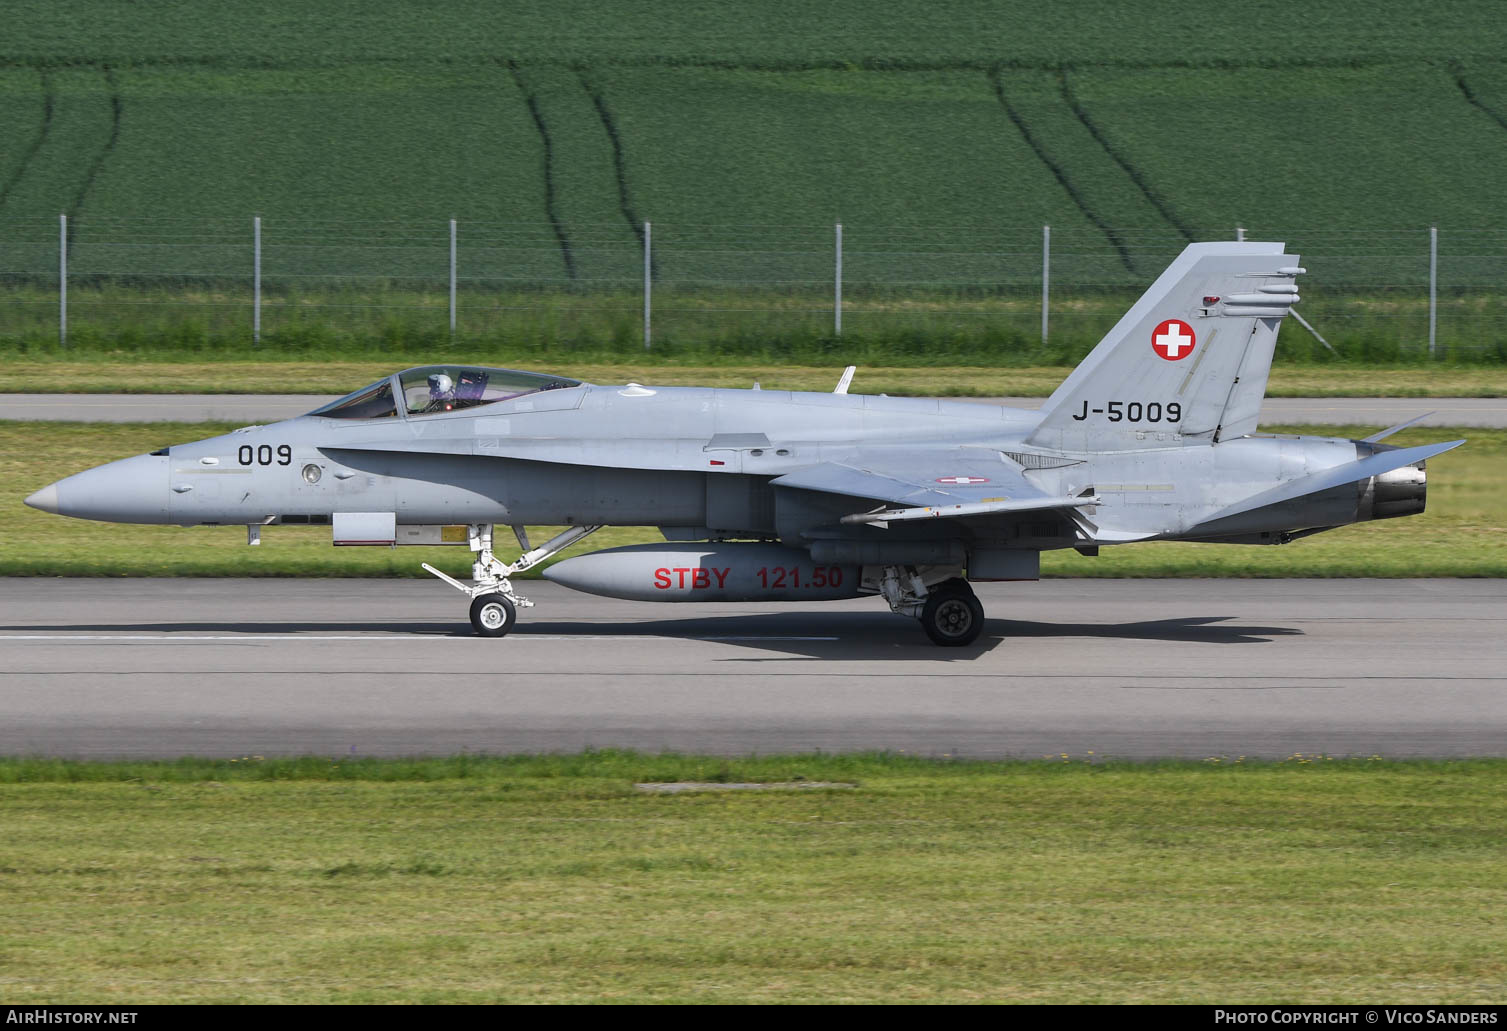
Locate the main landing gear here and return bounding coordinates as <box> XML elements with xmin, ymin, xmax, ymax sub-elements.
<box><xmin>875</xmin><ymin>567</ymin><xmax>985</xmax><ymax>647</ymax></box>
<box><xmin>920</xmin><ymin>579</ymin><xmax>985</xmax><ymax>647</ymax></box>
<box><xmin>423</xmin><ymin>523</ymin><xmax>601</xmax><ymax>638</ymax></box>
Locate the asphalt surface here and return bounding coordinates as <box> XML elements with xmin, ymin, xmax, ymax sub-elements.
<box><xmin>2</xmin><ymin>394</ymin><xmax>1505</xmax><ymax>426</ymax></box>
<box><xmin>1</xmin><ymin>578</ymin><xmax>1501</xmax><ymax>761</ymax></box>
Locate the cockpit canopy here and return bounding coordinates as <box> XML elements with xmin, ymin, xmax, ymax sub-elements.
<box><xmin>309</xmin><ymin>366</ymin><xmax>581</xmax><ymax>420</ymax></box>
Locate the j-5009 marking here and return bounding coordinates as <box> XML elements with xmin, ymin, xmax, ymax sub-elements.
<box><xmin>1071</xmin><ymin>400</ymin><xmax>1183</xmax><ymax>423</ymax></box>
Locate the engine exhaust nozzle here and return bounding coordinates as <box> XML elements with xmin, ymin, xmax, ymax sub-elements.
<box><xmin>1360</xmin><ymin>460</ymin><xmax>1426</xmax><ymax>521</ymax></box>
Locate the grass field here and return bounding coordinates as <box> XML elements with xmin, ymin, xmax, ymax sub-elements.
<box><xmin>3</xmin><ymin>4</ymin><xmax>1505</xmax><ymax>233</ymax></box>
<box><xmin>3</xmin><ymin>4</ymin><xmax>1507</xmax><ymax>360</ymax></box>
<box><xmin>1</xmin><ymin>753</ymin><xmax>1503</xmax><ymax>1003</ymax></box>
<box><xmin>1</xmin><ymin>421</ymin><xmax>1497</xmax><ymax>578</ymax></box>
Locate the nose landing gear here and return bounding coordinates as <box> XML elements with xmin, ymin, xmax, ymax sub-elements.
<box><xmin>423</xmin><ymin>523</ymin><xmax>602</xmax><ymax>637</ymax></box>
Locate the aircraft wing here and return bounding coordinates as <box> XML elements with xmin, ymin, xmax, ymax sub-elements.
<box><xmin>771</xmin><ymin>449</ymin><xmax>1097</xmax><ymax>522</ymax></box>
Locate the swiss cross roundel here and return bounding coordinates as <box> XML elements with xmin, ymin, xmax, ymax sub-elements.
<box><xmin>1151</xmin><ymin>318</ymin><xmax>1196</xmax><ymax>361</ymax></box>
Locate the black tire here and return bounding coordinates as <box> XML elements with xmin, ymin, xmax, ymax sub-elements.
<box><xmin>920</xmin><ymin>583</ymin><xmax>984</xmax><ymax>647</ymax></box>
<box><xmin>469</xmin><ymin>593</ymin><xmax>516</xmax><ymax>638</ymax></box>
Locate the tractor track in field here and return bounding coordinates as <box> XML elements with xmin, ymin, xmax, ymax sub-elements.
<box><xmin>1059</xmin><ymin>67</ymin><xmax>1196</xmax><ymax>246</ymax></box>
<box><xmin>1452</xmin><ymin>66</ymin><xmax>1507</xmax><ymax>136</ymax></box>
<box><xmin>577</xmin><ymin>69</ymin><xmax>651</xmax><ymax>263</ymax></box>
<box><xmin>504</xmin><ymin>59</ymin><xmax>577</xmax><ymax>281</ymax></box>
<box><xmin>0</xmin><ymin>67</ymin><xmax>52</xmax><ymax>215</ymax></box>
<box><xmin>65</xmin><ymin>63</ymin><xmax>122</xmax><ymax>247</ymax></box>
<box><xmin>987</xmin><ymin>65</ymin><xmax>1135</xmax><ymax>275</ymax></box>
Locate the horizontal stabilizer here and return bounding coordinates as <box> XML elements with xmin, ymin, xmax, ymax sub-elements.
<box><xmin>1362</xmin><ymin>412</ymin><xmax>1435</xmax><ymax>443</ymax></box>
<box><xmin>1203</xmin><ymin>439</ymin><xmax>1464</xmax><ymax>523</ymax></box>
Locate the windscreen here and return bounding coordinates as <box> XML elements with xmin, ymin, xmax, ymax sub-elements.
<box><xmin>307</xmin><ymin>379</ymin><xmax>398</xmax><ymax>420</ymax></box>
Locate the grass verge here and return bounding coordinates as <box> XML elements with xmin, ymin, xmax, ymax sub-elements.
<box><xmin>7</xmin><ymin>360</ymin><xmax>1507</xmax><ymax>397</ymax></box>
<box><xmin>1</xmin><ymin>421</ymin><xmax>1498</xmax><ymax>578</ymax></box>
<box><xmin>0</xmin><ymin>753</ymin><xmax>1503</xmax><ymax>1003</ymax></box>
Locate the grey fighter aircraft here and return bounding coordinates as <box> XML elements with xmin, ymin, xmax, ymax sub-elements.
<box><xmin>25</xmin><ymin>242</ymin><xmax>1462</xmax><ymax>646</ymax></box>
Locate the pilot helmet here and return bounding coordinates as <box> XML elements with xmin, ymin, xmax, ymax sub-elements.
<box><xmin>427</xmin><ymin>373</ymin><xmax>454</xmax><ymax>397</ymax></box>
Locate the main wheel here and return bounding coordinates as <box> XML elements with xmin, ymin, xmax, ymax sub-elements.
<box><xmin>920</xmin><ymin>582</ymin><xmax>984</xmax><ymax>647</ymax></box>
<box><xmin>469</xmin><ymin>593</ymin><xmax>517</xmax><ymax>638</ymax></box>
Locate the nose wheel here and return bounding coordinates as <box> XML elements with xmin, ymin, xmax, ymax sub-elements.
<box><xmin>470</xmin><ymin>594</ymin><xmax>516</xmax><ymax>638</ymax></box>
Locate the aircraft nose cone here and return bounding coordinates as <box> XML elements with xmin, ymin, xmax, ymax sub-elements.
<box><xmin>24</xmin><ymin>484</ymin><xmax>59</xmax><ymax>514</ymax></box>
<box><xmin>34</xmin><ymin>453</ymin><xmax>172</xmax><ymax>523</ymax></box>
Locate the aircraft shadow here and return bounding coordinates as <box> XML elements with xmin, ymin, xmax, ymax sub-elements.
<box><xmin>517</xmin><ymin>611</ymin><xmax>1301</xmax><ymax>659</ymax></box>
<box><xmin>993</xmin><ymin>616</ymin><xmax>1303</xmax><ymax>644</ymax></box>
<box><xmin>2</xmin><ymin>621</ymin><xmax>469</xmax><ymax>636</ymax></box>
<box><xmin>5</xmin><ymin>613</ymin><xmax>1299</xmax><ymax>660</ymax></box>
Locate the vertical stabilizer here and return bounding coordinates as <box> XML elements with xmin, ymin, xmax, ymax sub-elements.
<box><xmin>1026</xmin><ymin>242</ymin><xmax>1303</xmax><ymax>452</ymax></box>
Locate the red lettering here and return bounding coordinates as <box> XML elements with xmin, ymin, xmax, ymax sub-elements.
<box><xmin>692</xmin><ymin>567</ymin><xmax>710</xmax><ymax>589</ymax></box>
<box><xmin>712</xmin><ymin>567</ymin><xmax>729</xmax><ymax>589</ymax></box>
<box><xmin>654</xmin><ymin>568</ymin><xmax>671</xmax><ymax>590</ymax></box>
<box><xmin>675</xmin><ymin>567</ymin><xmax>690</xmax><ymax>589</ymax></box>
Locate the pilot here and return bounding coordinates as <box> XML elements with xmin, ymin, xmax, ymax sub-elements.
<box><xmin>426</xmin><ymin>372</ymin><xmax>455</xmax><ymax>412</ymax></box>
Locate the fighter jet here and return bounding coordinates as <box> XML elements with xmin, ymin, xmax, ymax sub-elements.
<box><xmin>24</xmin><ymin>242</ymin><xmax>1461</xmax><ymax>646</ymax></box>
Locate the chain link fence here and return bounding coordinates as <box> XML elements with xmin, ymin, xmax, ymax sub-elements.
<box><xmin>2</xmin><ymin>216</ymin><xmax>1503</xmax><ymax>358</ymax></box>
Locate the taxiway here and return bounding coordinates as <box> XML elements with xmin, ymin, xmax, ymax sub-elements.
<box><xmin>1</xmin><ymin>578</ymin><xmax>1500</xmax><ymax>761</ymax></box>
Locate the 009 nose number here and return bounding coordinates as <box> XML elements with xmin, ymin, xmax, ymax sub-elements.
<box><xmin>238</xmin><ymin>444</ymin><xmax>292</xmax><ymax>466</ymax></box>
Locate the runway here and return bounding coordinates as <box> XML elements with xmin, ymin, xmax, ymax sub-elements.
<box><xmin>1</xmin><ymin>578</ymin><xmax>1501</xmax><ymax>761</ymax></box>
<box><xmin>3</xmin><ymin>394</ymin><xmax>1504</xmax><ymax>427</ymax></box>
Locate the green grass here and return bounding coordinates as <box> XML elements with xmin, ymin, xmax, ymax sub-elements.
<box><xmin>5</xmin><ymin>284</ymin><xmax>1507</xmax><ymax>366</ymax></box>
<box><xmin>10</xmin><ymin>1</ymin><xmax>1504</xmax><ymax>67</ymax></box>
<box><xmin>1</xmin><ymin>421</ymin><xmax>1498</xmax><ymax>578</ymax></box>
<box><xmin>11</xmin><ymin>358</ymin><xmax>1507</xmax><ymax>397</ymax></box>
<box><xmin>0</xmin><ymin>753</ymin><xmax>1504</xmax><ymax>1003</ymax></box>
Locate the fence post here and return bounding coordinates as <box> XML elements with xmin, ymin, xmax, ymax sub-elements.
<box><xmin>643</xmin><ymin>221</ymin><xmax>652</xmax><ymax>350</ymax></box>
<box><xmin>834</xmin><ymin>223</ymin><xmax>843</xmax><ymax>336</ymax></box>
<box><xmin>449</xmin><ymin>218</ymin><xmax>457</xmax><ymax>335</ymax></box>
<box><xmin>1236</xmin><ymin>226</ymin><xmax>1245</xmax><ymax>242</ymax></box>
<box><xmin>58</xmin><ymin>213</ymin><xmax>67</xmax><ymax>347</ymax></box>
<box><xmin>1041</xmin><ymin>224</ymin><xmax>1050</xmax><ymax>344</ymax></box>
<box><xmin>253</xmin><ymin>216</ymin><xmax>262</xmax><ymax>345</ymax></box>
<box><xmin>1428</xmin><ymin>224</ymin><xmax>1438</xmax><ymax>358</ymax></box>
